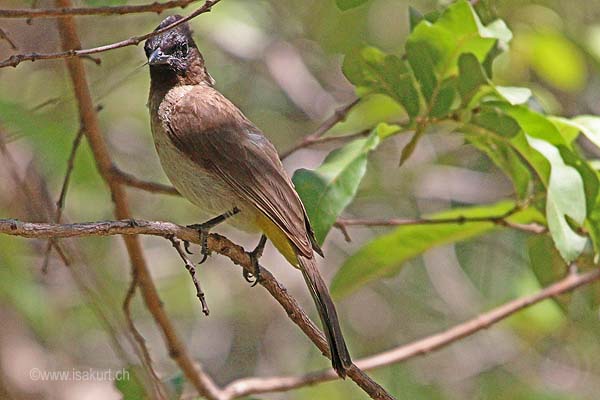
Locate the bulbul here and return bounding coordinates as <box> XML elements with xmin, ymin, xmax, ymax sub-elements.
<box><xmin>144</xmin><ymin>15</ymin><xmax>351</xmax><ymax>377</ymax></box>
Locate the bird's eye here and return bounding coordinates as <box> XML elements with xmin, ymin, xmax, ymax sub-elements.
<box><xmin>172</xmin><ymin>42</ymin><xmax>189</xmax><ymax>56</ymax></box>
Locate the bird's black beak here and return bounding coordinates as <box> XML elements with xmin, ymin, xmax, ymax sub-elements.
<box><xmin>148</xmin><ymin>48</ymin><xmax>170</xmax><ymax>66</ymax></box>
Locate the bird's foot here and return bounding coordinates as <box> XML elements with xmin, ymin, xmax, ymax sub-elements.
<box><xmin>186</xmin><ymin>207</ymin><xmax>241</xmax><ymax>264</ymax></box>
<box><xmin>244</xmin><ymin>234</ymin><xmax>266</xmax><ymax>287</ymax></box>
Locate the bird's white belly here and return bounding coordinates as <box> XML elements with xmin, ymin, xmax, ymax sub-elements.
<box><xmin>151</xmin><ymin>122</ymin><xmax>260</xmax><ymax>233</ymax></box>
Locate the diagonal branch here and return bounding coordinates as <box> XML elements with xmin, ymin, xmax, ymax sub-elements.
<box><xmin>0</xmin><ymin>0</ymin><xmax>198</xmax><ymax>19</ymax></box>
<box><xmin>0</xmin><ymin>0</ymin><xmax>221</xmax><ymax>68</ymax></box>
<box><xmin>219</xmin><ymin>266</ymin><xmax>600</xmax><ymax>398</ymax></box>
<box><xmin>111</xmin><ymin>166</ymin><xmax>180</xmax><ymax>196</ymax></box>
<box><xmin>280</xmin><ymin>99</ymin><xmax>360</xmax><ymax>159</ymax></box>
<box><xmin>54</xmin><ymin>5</ymin><xmax>221</xmax><ymax>399</ymax></box>
<box><xmin>0</xmin><ymin>218</ymin><xmax>395</xmax><ymax>400</ymax></box>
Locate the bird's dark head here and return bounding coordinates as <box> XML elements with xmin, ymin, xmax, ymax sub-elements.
<box><xmin>145</xmin><ymin>15</ymin><xmax>211</xmax><ymax>86</ymax></box>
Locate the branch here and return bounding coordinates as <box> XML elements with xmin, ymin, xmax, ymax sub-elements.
<box><xmin>336</xmin><ymin>205</ymin><xmax>548</xmax><ymax>237</ymax></box>
<box><xmin>54</xmin><ymin>5</ymin><xmax>221</xmax><ymax>398</ymax></box>
<box><xmin>109</xmin><ymin>167</ymin><xmax>547</xmax><ymax>237</ymax></box>
<box><xmin>0</xmin><ymin>218</ymin><xmax>394</xmax><ymax>400</ymax></box>
<box><xmin>280</xmin><ymin>99</ymin><xmax>360</xmax><ymax>159</ymax></box>
<box><xmin>0</xmin><ymin>0</ymin><xmax>197</xmax><ymax>18</ymax></box>
<box><xmin>0</xmin><ymin>27</ymin><xmax>17</xmax><ymax>49</ymax></box>
<box><xmin>0</xmin><ymin>0</ymin><xmax>221</xmax><ymax>68</ymax></box>
<box><xmin>111</xmin><ymin>166</ymin><xmax>180</xmax><ymax>196</ymax></box>
<box><xmin>219</xmin><ymin>267</ymin><xmax>600</xmax><ymax>398</ymax></box>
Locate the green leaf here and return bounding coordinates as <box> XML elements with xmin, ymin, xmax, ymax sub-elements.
<box><xmin>498</xmin><ymin>104</ymin><xmax>566</xmax><ymax>145</ymax></box>
<box><xmin>327</xmin><ymin>94</ymin><xmax>404</xmax><ymax>136</ymax></box>
<box><xmin>548</xmin><ymin>117</ymin><xmax>582</xmax><ymax>145</ymax></box>
<box><xmin>409</xmin><ymin>7</ymin><xmax>424</xmax><ymax>32</ymax></box>
<box><xmin>528</xmin><ymin>235</ymin><xmax>566</xmax><ymax>287</ymax></box>
<box><xmin>405</xmin><ymin>0</ymin><xmax>510</xmax><ymax>117</ymax></box>
<box><xmin>430</xmin><ymin>77</ymin><xmax>457</xmax><ymax>118</ymax></box>
<box><xmin>570</xmin><ymin>115</ymin><xmax>600</xmax><ymax>149</ymax></box>
<box><xmin>331</xmin><ymin>201</ymin><xmax>544</xmax><ymax>298</ymax></box>
<box><xmin>467</xmin><ymin>134</ymin><xmax>531</xmax><ymax>199</ymax></box>
<box><xmin>342</xmin><ymin>47</ymin><xmax>420</xmax><ymax>117</ymax></box>
<box><xmin>406</xmin><ymin>0</ymin><xmax>503</xmax><ymax>84</ymax></box>
<box><xmin>527</xmin><ymin>137</ymin><xmax>587</xmax><ymax>262</ymax></box>
<box><xmin>335</xmin><ymin>0</ymin><xmax>368</xmax><ymax>11</ymax></box>
<box><xmin>293</xmin><ymin>130</ymin><xmax>380</xmax><ymax>244</ymax></box>
<box><xmin>495</xmin><ymin>86</ymin><xmax>532</xmax><ymax>105</ymax></box>
<box><xmin>458</xmin><ymin>53</ymin><xmax>489</xmax><ymax>105</ymax></box>
<box><xmin>471</xmin><ymin>105</ymin><xmax>521</xmax><ymax>138</ymax></box>
<box><xmin>115</xmin><ymin>368</ymin><xmax>146</xmax><ymax>400</ymax></box>
<box><xmin>558</xmin><ymin>146</ymin><xmax>599</xmax><ymax>216</ymax></box>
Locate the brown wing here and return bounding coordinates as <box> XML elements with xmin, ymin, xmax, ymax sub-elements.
<box><xmin>164</xmin><ymin>86</ymin><xmax>321</xmax><ymax>258</ymax></box>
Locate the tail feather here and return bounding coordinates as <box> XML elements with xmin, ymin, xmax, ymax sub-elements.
<box><xmin>299</xmin><ymin>254</ymin><xmax>352</xmax><ymax>378</ymax></box>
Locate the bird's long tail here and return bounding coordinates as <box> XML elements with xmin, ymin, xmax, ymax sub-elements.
<box><xmin>298</xmin><ymin>254</ymin><xmax>352</xmax><ymax>378</ymax></box>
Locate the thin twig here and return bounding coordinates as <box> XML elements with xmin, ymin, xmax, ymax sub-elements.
<box><xmin>123</xmin><ymin>272</ymin><xmax>168</xmax><ymax>400</ymax></box>
<box><xmin>111</xmin><ymin>166</ymin><xmax>180</xmax><ymax>196</ymax></box>
<box><xmin>336</xmin><ymin>205</ymin><xmax>547</xmax><ymax>236</ymax></box>
<box><xmin>280</xmin><ymin>99</ymin><xmax>360</xmax><ymax>159</ymax></box>
<box><xmin>41</xmin><ymin>124</ymin><xmax>85</xmax><ymax>272</ymax></box>
<box><xmin>0</xmin><ymin>0</ymin><xmax>221</xmax><ymax>68</ymax></box>
<box><xmin>54</xmin><ymin>4</ymin><xmax>222</xmax><ymax>398</ymax></box>
<box><xmin>0</xmin><ymin>218</ymin><xmax>395</xmax><ymax>400</ymax></box>
<box><xmin>1</xmin><ymin>129</ymin><xmax>161</xmax><ymax>399</ymax></box>
<box><xmin>0</xmin><ymin>0</ymin><xmax>198</xmax><ymax>18</ymax></box>
<box><xmin>0</xmin><ymin>27</ymin><xmax>17</xmax><ymax>49</ymax></box>
<box><xmin>168</xmin><ymin>234</ymin><xmax>210</xmax><ymax>315</ymax></box>
<box><xmin>219</xmin><ymin>267</ymin><xmax>600</xmax><ymax>398</ymax></box>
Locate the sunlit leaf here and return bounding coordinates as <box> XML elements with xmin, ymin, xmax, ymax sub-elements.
<box><xmin>495</xmin><ymin>86</ymin><xmax>532</xmax><ymax>105</ymax></box>
<box><xmin>293</xmin><ymin>130</ymin><xmax>380</xmax><ymax>244</ymax></box>
<box><xmin>527</xmin><ymin>137</ymin><xmax>587</xmax><ymax>262</ymax></box>
<box><xmin>570</xmin><ymin>115</ymin><xmax>600</xmax><ymax>149</ymax></box>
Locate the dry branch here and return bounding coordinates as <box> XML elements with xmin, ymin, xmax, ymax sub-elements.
<box><xmin>280</xmin><ymin>99</ymin><xmax>360</xmax><ymax>159</ymax></box>
<box><xmin>0</xmin><ymin>0</ymin><xmax>221</xmax><ymax>68</ymax></box>
<box><xmin>219</xmin><ymin>267</ymin><xmax>600</xmax><ymax>396</ymax></box>
<box><xmin>0</xmin><ymin>0</ymin><xmax>197</xmax><ymax>18</ymax></box>
<box><xmin>2</xmin><ymin>218</ymin><xmax>598</xmax><ymax>399</ymax></box>
<box><xmin>0</xmin><ymin>218</ymin><xmax>394</xmax><ymax>400</ymax></box>
<box><xmin>54</xmin><ymin>4</ymin><xmax>221</xmax><ymax>398</ymax></box>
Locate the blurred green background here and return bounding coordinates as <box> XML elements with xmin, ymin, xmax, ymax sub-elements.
<box><xmin>1</xmin><ymin>0</ymin><xmax>600</xmax><ymax>399</ymax></box>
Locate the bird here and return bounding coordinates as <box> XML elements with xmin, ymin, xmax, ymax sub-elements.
<box><xmin>144</xmin><ymin>15</ymin><xmax>352</xmax><ymax>377</ymax></box>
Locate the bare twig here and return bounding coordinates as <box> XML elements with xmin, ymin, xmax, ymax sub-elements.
<box><xmin>336</xmin><ymin>205</ymin><xmax>547</xmax><ymax>236</ymax></box>
<box><xmin>2</xmin><ymin>218</ymin><xmax>598</xmax><ymax>399</ymax></box>
<box><xmin>1</xmin><ymin>129</ymin><xmax>162</xmax><ymax>399</ymax></box>
<box><xmin>123</xmin><ymin>272</ymin><xmax>168</xmax><ymax>400</ymax></box>
<box><xmin>0</xmin><ymin>0</ymin><xmax>221</xmax><ymax>68</ymax></box>
<box><xmin>111</xmin><ymin>166</ymin><xmax>180</xmax><ymax>196</ymax></box>
<box><xmin>0</xmin><ymin>0</ymin><xmax>198</xmax><ymax>18</ymax></box>
<box><xmin>219</xmin><ymin>266</ymin><xmax>600</xmax><ymax>397</ymax></box>
<box><xmin>280</xmin><ymin>99</ymin><xmax>360</xmax><ymax>159</ymax></box>
<box><xmin>41</xmin><ymin>124</ymin><xmax>85</xmax><ymax>272</ymax></box>
<box><xmin>54</xmin><ymin>4</ymin><xmax>221</xmax><ymax>398</ymax></box>
<box><xmin>0</xmin><ymin>218</ymin><xmax>394</xmax><ymax>400</ymax></box>
<box><xmin>168</xmin><ymin>234</ymin><xmax>210</xmax><ymax>315</ymax></box>
<box><xmin>110</xmin><ymin>167</ymin><xmax>547</xmax><ymax>237</ymax></box>
<box><xmin>0</xmin><ymin>27</ymin><xmax>17</xmax><ymax>49</ymax></box>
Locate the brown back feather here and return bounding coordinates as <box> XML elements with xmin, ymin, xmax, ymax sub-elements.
<box><xmin>164</xmin><ymin>85</ymin><xmax>321</xmax><ymax>258</ymax></box>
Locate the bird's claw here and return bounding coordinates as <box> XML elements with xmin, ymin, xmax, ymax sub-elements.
<box><xmin>244</xmin><ymin>235</ymin><xmax>266</xmax><ymax>287</ymax></box>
